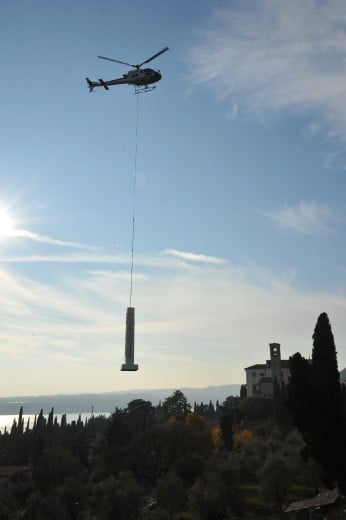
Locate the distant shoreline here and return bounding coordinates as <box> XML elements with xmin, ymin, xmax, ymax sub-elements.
<box><xmin>0</xmin><ymin>384</ymin><xmax>241</xmax><ymax>415</ymax></box>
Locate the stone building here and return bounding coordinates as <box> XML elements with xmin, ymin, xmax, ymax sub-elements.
<box><xmin>244</xmin><ymin>343</ymin><xmax>290</xmax><ymax>399</ymax></box>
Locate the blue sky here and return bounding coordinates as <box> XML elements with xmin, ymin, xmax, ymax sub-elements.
<box><xmin>1</xmin><ymin>0</ymin><xmax>346</xmax><ymax>397</ymax></box>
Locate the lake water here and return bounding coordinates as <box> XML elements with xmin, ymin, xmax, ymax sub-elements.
<box><xmin>0</xmin><ymin>412</ymin><xmax>111</xmax><ymax>433</ymax></box>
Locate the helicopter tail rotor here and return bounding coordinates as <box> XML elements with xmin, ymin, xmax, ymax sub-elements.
<box><xmin>86</xmin><ymin>77</ymin><xmax>97</xmax><ymax>92</ymax></box>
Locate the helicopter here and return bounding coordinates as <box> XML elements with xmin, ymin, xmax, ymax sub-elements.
<box><xmin>86</xmin><ymin>46</ymin><xmax>169</xmax><ymax>94</ymax></box>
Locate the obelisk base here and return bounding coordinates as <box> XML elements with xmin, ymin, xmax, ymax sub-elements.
<box><xmin>121</xmin><ymin>363</ymin><xmax>138</xmax><ymax>371</ymax></box>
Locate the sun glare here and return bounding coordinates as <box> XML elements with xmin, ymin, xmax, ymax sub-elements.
<box><xmin>0</xmin><ymin>212</ymin><xmax>15</xmax><ymax>239</ymax></box>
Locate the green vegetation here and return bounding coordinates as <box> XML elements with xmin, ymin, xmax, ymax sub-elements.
<box><xmin>0</xmin><ymin>395</ymin><xmax>321</xmax><ymax>519</ymax></box>
<box><xmin>0</xmin><ymin>313</ymin><xmax>345</xmax><ymax>518</ymax></box>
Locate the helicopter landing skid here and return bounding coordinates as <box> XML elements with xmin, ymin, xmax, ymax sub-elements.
<box><xmin>134</xmin><ymin>85</ymin><xmax>156</xmax><ymax>94</ymax></box>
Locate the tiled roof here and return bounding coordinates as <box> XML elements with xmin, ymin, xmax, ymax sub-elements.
<box><xmin>244</xmin><ymin>364</ymin><xmax>267</xmax><ymax>370</ymax></box>
<box><xmin>285</xmin><ymin>489</ymin><xmax>338</xmax><ymax>513</ymax></box>
<box><xmin>245</xmin><ymin>360</ymin><xmax>290</xmax><ymax>370</ymax></box>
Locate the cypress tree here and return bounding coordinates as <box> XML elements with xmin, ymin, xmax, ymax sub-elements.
<box><xmin>47</xmin><ymin>407</ymin><xmax>54</xmax><ymax>432</ymax></box>
<box><xmin>240</xmin><ymin>384</ymin><xmax>247</xmax><ymax>400</ymax></box>
<box><xmin>287</xmin><ymin>352</ymin><xmax>312</xmax><ymax>436</ymax></box>
<box><xmin>219</xmin><ymin>408</ymin><xmax>233</xmax><ymax>451</ymax></box>
<box><xmin>310</xmin><ymin>312</ymin><xmax>346</xmax><ymax>490</ymax></box>
<box><xmin>17</xmin><ymin>406</ymin><xmax>24</xmax><ymax>435</ymax></box>
<box><xmin>288</xmin><ymin>312</ymin><xmax>346</xmax><ymax>491</ymax></box>
<box><xmin>312</xmin><ymin>313</ymin><xmax>341</xmax><ymax>393</ymax></box>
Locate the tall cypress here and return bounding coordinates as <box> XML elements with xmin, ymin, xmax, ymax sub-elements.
<box><xmin>219</xmin><ymin>408</ymin><xmax>233</xmax><ymax>451</ymax></box>
<box><xmin>287</xmin><ymin>312</ymin><xmax>346</xmax><ymax>491</ymax></box>
<box><xmin>312</xmin><ymin>313</ymin><xmax>341</xmax><ymax>391</ymax></box>
<box><xmin>310</xmin><ymin>312</ymin><xmax>346</xmax><ymax>490</ymax></box>
<box><xmin>240</xmin><ymin>384</ymin><xmax>247</xmax><ymax>400</ymax></box>
<box><xmin>287</xmin><ymin>352</ymin><xmax>312</xmax><ymax>437</ymax></box>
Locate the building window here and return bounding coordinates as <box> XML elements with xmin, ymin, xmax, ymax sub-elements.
<box><xmin>252</xmin><ymin>372</ymin><xmax>256</xmax><ymax>377</ymax></box>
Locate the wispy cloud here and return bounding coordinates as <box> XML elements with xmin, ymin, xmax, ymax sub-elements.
<box><xmin>188</xmin><ymin>1</ymin><xmax>346</xmax><ymax>154</ymax></box>
<box><xmin>0</xmin><ymin>244</ymin><xmax>227</xmax><ymax>269</ymax></box>
<box><xmin>0</xmin><ymin>253</ymin><xmax>123</xmax><ymax>264</ymax></box>
<box><xmin>8</xmin><ymin>229</ymin><xmax>99</xmax><ymax>251</ymax></box>
<box><xmin>164</xmin><ymin>249</ymin><xmax>227</xmax><ymax>264</ymax></box>
<box><xmin>264</xmin><ymin>200</ymin><xmax>336</xmax><ymax>234</ymax></box>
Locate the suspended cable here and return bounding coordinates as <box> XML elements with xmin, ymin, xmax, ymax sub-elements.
<box><xmin>129</xmin><ymin>94</ymin><xmax>139</xmax><ymax>307</ymax></box>
<box><xmin>121</xmin><ymin>95</ymin><xmax>139</xmax><ymax>372</ymax></box>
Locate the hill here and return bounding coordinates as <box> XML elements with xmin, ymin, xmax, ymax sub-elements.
<box><xmin>0</xmin><ymin>384</ymin><xmax>241</xmax><ymax>415</ymax></box>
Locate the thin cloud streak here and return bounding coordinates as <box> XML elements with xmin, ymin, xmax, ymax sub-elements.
<box><xmin>0</xmin><ymin>250</ymin><xmax>226</xmax><ymax>269</ymax></box>
<box><xmin>8</xmin><ymin>229</ymin><xmax>100</xmax><ymax>251</ymax></box>
<box><xmin>265</xmin><ymin>200</ymin><xmax>336</xmax><ymax>234</ymax></box>
<box><xmin>188</xmin><ymin>1</ymin><xmax>346</xmax><ymax>149</ymax></box>
<box><xmin>164</xmin><ymin>249</ymin><xmax>227</xmax><ymax>264</ymax></box>
<box><xmin>0</xmin><ymin>253</ymin><xmax>124</xmax><ymax>264</ymax></box>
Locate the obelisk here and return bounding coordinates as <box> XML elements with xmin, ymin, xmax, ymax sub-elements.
<box><xmin>121</xmin><ymin>307</ymin><xmax>138</xmax><ymax>371</ymax></box>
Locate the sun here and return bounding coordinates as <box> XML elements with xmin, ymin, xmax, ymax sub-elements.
<box><xmin>0</xmin><ymin>211</ymin><xmax>15</xmax><ymax>239</ymax></box>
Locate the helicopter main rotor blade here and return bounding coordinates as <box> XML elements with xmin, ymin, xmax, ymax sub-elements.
<box><xmin>139</xmin><ymin>47</ymin><xmax>169</xmax><ymax>67</ymax></box>
<box><xmin>98</xmin><ymin>55</ymin><xmax>136</xmax><ymax>68</ymax></box>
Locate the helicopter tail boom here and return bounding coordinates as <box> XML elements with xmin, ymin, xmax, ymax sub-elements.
<box><xmin>86</xmin><ymin>77</ymin><xmax>111</xmax><ymax>92</ymax></box>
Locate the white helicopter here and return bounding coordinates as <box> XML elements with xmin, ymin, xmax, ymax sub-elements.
<box><xmin>86</xmin><ymin>47</ymin><xmax>169</xmax><ymax>94</ymax></box>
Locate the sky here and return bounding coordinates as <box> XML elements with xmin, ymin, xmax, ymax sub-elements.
<box><xmin>1</xmin><ymin>0</ymin><xmax>346</xmax><ymax>397</ymax></box>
